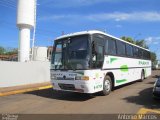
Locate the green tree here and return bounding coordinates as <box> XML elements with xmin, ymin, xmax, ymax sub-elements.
<box><xmin>121</xmin><ymin>36</ymin><xmax>148</xmax><ymax>49</ymax></box>
<box><xmin>0</xmin><ymin>46</ymin><xmax>6</xmax><ymax>55</ymax></box>
<box><xmin>5</xmin><ymin>48</ymin><xmax>18</xmax><ymax>55</ymax></box>
<box><xmin>150</xmin><ymin>52</ymin><xmax>157</xmax><ymax>64</ymax></box>
<box><xmin>121</xmin><ymin>36</ymin><xmax>135</xmax><ymax>44</ymax></box>
<box><xmin>135</xmin><ymin>40</ymin><xmax>149</xmax><ymax>49</ymax></box>
<box><xmin>0</xmin><ymin>47</ymin><xmax>18</xmax><ymax>55</ymax></box>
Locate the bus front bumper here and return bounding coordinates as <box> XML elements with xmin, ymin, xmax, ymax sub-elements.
<box><xmin>51</xmin><ymin>80</ymin><xmax>95</xmax><ymax>93</ymax></box>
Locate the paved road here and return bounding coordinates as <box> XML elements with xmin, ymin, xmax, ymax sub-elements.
<box><xmin>0</xmin><ymin>70</ymin><xmax>160</xmax><ymax>114</ymax></box>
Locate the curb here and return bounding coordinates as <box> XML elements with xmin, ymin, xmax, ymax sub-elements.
<box><xmin>137</xmin><ymin>108</ymin><xmax>160</xmax><ymax>115</ymax></box>
<box><xmin>0</xmin><ymin>85</ymin><xmax>52</xmax><ymax>97</ymax></box>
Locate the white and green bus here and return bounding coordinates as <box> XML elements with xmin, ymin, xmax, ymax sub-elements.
<box><xmin>50</xmin><ymin>30</ymin><xmax>151</xmax><ymax>95</ymax></box>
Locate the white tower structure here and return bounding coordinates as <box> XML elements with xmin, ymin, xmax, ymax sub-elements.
<box><xmin>17</xmin><ymin>0</ymin><xmax>36</xmax><ymax>62</ymax></box>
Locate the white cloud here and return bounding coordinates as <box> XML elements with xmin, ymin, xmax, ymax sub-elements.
<box><xmin>145</xmin><ymin>37</ymin><xmax>160</xmax><ymax>45</ymax></box>
<box><xmin>39</xmin><ymin>15</ymin><xmax>81</xmax><ymax>25</ymax></box>
<box><xmin>87</xmin><ymin>12</ymin><xmax>129</xmax><ymax>22</ymax></box>
<box><xmin>145</xmin><ymin>36</ymin><xmax>160</xmax><ymax>59</ymax></box>
<box><xmin>87</xmin><ymin>12</ymin><xmax>160</xmax><ymax>22</ymax></box>
<box><xmin>39</xmin><ymin>11</ymin><xmax>160</xmax><ymax>22</ymax></box>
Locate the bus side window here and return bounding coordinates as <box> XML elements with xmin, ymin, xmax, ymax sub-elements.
<box><xmin>96</xmin><ymin>45</ymin><xmax>104</xmax><ymax>68</ymax></box>
<box><xmin>116</xmin><ymin>41</ymin><xmax>126</xmax><ymax>56</ymax></box>
<box><xmin>105</xmin><ymin>40</ymin><xmax>108</xmax><ymax>54</ymax></box>
<box><xmin>133</xmin><ymin>47</ymin><xmax>139</xmax><ymax>58</ymax></box>
<box><xmin>108</xmin><ymin>39</ymin><xmax>117</xmax><ymax>55</ymax></box>
<box><xmin>97</xmin><ymin>45</ymin><xmax>104</xmax><ymax>61</ymax></box>
<box><xmin>139</xmin><ymin>48</ymin><xmax>143</xmax><ymax>58</ymax></box>
<box><xmin>126</xmin><ymin>44</ymin><xmax>133</xmax><ymax>57</ymax></box>
<box><xmin>142</xmin><ymin>50</ymin><xmax>150</xmax><ymax>60</ymax></box>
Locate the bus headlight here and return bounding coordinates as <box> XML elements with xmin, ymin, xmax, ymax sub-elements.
<box><xmin>82</xmin><ymin>76</ymin><xmax>90</xmax><ymax>80</ymax></box>
<box><xmin>75</xmin><ymin>76</ymin><xmax>90</xmax><ymax>81</ymax></box>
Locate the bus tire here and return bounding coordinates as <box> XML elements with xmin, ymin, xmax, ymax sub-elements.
<box><xmin>140</xmin><ymin>70</ymin><xmax>145</xmax><ymax>82</ymax></box>
<box><xmin>101</xmin><ymin>76</ymin><xmax>112</xmax><ymax>96</ymax></box>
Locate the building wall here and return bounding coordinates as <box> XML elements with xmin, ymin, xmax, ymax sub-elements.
<box><xmin>0</xmin><ymin>61</ymin><xmax>50</xmax><ymax>88</ymax></box>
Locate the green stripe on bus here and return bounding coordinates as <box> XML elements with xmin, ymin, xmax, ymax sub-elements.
<box><xmin>110</xmin><ymin>58</ymin><xmax>118</xmax><ymax>63</ymax></box>
<box><xmin>75</xmin><ymin>72</ymin><xmax>84</xmax><ymax>75</ymax></box>
<box><xmin>120</xmin><ymin>65</ymin><xmax>129</xmax><ymax>72</ymax></box>
<box><xmin>116</xmin><ymin>79</ymin><xmax>127</xmax><ymax>83</ymax></box>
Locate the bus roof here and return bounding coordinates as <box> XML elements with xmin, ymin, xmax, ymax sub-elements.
<box><xmin>55</xmin><ymin>30</ymin><xmax>150</xmax><ymax>51</ymax></box>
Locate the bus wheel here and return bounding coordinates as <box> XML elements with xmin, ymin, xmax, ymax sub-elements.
<box><xmin>140</xmin><ymin>70</ymin><xmax>145</xmax><ymax>82</ymax></box>
<box><xmin>101</xmin><ymin>76</ymin><xmax>112</xmax><ymax>96</ymax></box>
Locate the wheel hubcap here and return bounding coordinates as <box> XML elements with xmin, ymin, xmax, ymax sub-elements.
<box><xmin>104</xmin><ymin>80</ymin><xmax>111</xmax><ymax>92</ymax></box>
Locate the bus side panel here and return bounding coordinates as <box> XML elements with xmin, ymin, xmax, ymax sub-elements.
<box><xmin>103</xmin><ymin>55</ymin><xmax>151</xmax><ymax>87</ymax></box>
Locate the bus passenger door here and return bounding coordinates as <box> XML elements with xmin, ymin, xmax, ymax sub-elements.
<box><xmin>91</xmin><ymin>41</ymin><xmax>105</xmax><ymax>92</ymax></box>
<box><xmin>92</xmin><ymin>42</ymin><xmax>104</xmax><ymax>69</ymax></box>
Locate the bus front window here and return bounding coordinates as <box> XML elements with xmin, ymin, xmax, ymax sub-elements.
<box><xmin>52</xmin><ymin>35</ymin><xmax>90</xmax><ymax>70</ymax></box>
<box><xmin>52</xmin><ymin>43</ymin><xmax>63</xmax><ymax>69</ymax></box>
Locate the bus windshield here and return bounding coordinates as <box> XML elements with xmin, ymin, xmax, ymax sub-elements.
<box><xmin>51</xmin><ymin>35</ymin><xmax>90</xmax><ymax>70</ymax></box>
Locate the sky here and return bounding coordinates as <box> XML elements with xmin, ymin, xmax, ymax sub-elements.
<box><xmin>0</xmin><ymin>0</ymin><xmax>160</xmax><ymax>59</ymax></box>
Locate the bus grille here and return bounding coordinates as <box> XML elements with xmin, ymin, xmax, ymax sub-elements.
<box><xmin>57</xmin><ymin>77</ymin><xmax>75</xmax><ymax>80</ymax></box>
<box><xmin>58</xmin><ymin>83</ymin><xmax>75</xmax><ymax>90</ymax></box>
